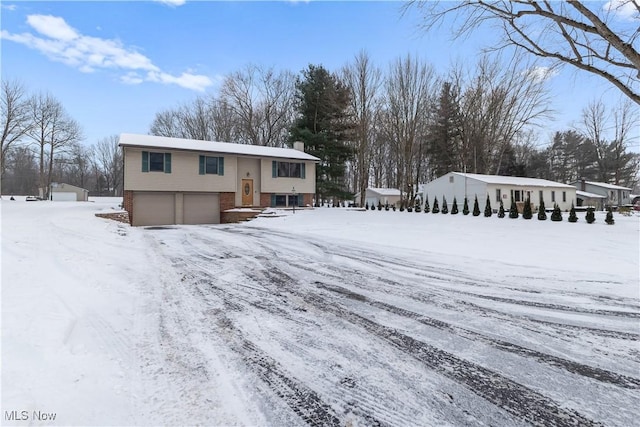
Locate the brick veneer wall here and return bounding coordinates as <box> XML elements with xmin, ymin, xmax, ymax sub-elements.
<box><xmin>219</xmin><ymin>192</ymin><xmax>237</xmax><ymax>224</ymax></box>
<box><xmin>260</xmin><ymin>193</ymin><xmax>272</xmax><ymax>208</ymax></box>
<box><xmin>303</xmin><ymin>193</ymin><xmax>313</xmax><ymax>207</ymax></box>
<box><xmin>123</xmin><ymin>190</ymin><xmax>134</xmax><ymax>225</ymax></box>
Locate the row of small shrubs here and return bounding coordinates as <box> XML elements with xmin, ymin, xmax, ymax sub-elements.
<box><xmin>364</xmin><ymin>195</ymin><xmax>615</xmax><ymax>224</ymax></box>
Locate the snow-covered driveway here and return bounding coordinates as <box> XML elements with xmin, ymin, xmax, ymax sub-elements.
<box><xmin>143</xmin><ymin>219</ymin><xmax>639</xmax><ymax>426</ymax></box>
<box><xmin>2</xmin><ymin>200</ymin><xmax>638</xmax><ymax>426</ymax></box>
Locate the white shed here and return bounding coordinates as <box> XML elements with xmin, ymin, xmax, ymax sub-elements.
<box><xmin>422</xmin><ymin>172</ymin><xmax>576</xmax><ymax>212</ymax></box>
<box><xmin>50</xmin><ymin>183</ymin><xmax>89</xmax><ymax>201</ymax></box>
<box><xmin>354</xmin><ymin>188</ymin><xmax>401</xmax><ymax>208</ymax></box>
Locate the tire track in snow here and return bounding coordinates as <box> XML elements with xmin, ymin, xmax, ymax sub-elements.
<box><xmin>317</xmin><ymin>282</ymin><xmax>640</xmax><ymax>390</ymax></box>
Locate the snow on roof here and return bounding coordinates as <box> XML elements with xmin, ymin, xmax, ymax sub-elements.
<box><xmin>583</xmin><ymin>181</ymin><xmax>632</xmax><ymax>191</ymax></box>
<box><xmin>118</xmin><ymin>133</ymin><xmax>320</xmax><ymax>162</ymax></box>
<box><xmin>367</xmin><ymin>187</ymin><xmax>401</xmax><ymax>196</ymax></box>
<box><xmin>453</xmin><ymin>172</ymin><xmax>574</xmax><ymax>189</ymax></box>
<box><xmin>576</xmin><ymin>190</ymin><xmax>606</xmax><ymax>199</ymax></box>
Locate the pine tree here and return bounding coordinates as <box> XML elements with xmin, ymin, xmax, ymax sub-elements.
<box><xmin>392</xmin><ymin>204</ymin><xmax>396</xmax><ymax>211</ymax></box>
<box><xmin>441</xmin><ymin>196</ymin><xmax>448</xmax><ymax>214</ymax></box>
<box><xmin>290</xmin><ymin>65</ymin><xmax>355</xmax><ymax>204</ymax></box>
<box><xmin>377</xmin><ymin>200</ymin><xmax>382</xmax><ymax>211</ymax></box>
<box><xmin>385</xmin><ymin>202</ymin><xmax>389</xmax><ymax>211</ymax></box>
<box><xmin>451</xmin><ymin>197</ymin><xmax>459</xmax><ymax>214</ymax></box>
<box><xmin>586</xmin><ymin>207</ymin><xmax>595</xmax><ymax>223</ymax></box>
<box><xmin>432</xmin><ymin>196</ymin><xmax>440</xmax><ymax>214</ymax></box>
<box><xmin>484</xmin><ymin>194</ymin><xmax>492</xmax><ymax>217</ymax></box>
<box><xmin>415</xmin><ymin>199</ymin><xmax>421</xmax><ymax>212</ymax></box>
<box><xmin>509</xmin><ymin>199</ymin><xmax>519</xmax><ymax>218</ymax></box>
<box><xmin>568</xmin><ymin>203</ymin><xmax>578</xmax><ymax>223</ymax></box>
<box><xmin>463</xmin><ymin>197</ymin><xmax>469</xmax><ymax>215</ymax></box>
<box><xmin>365</xmin><ymin>201</ymin><xmax>369</xmax><ymax>210</ymax></box>
<box><xmin>538</xmin><ymin>197</ymin><xmax>547</xmax><ymax>220</ymax></box>
<box><xmin>424</xmin><ymin>196</ymin><xmax>430</xmax><ymax>213</ymax></box>
<box><xmin>551</xmin><ymin>203</ymin><xmax>563</xmax><ymax>221</ymax></box>
<box><xmin>399</xmin><ymin>202</ymin><xmax>405</xmax><ymax>212</ymax></box>
<box><xmin>605</xmin><ymin>207</ymin><xmax>615</xmax><ymax>225</ymax></box>
<box><xmin>371</xmin><ymin>202</ymin><xmax>376</xmax><ymax>210</ymax></box>
<box><xmin>472</xmin><ymin>195</ymin><xmax>481</xmax><ymax>216</ymax></box>
<box><xmin>522</xmin><ymin>197</ymin><xmax>532</xmax><ymax>219</ymax></box>
<box><xmin>497</xmin><ymin>200</ymin><xmax>505</xmax><ymax>218</ymax></box>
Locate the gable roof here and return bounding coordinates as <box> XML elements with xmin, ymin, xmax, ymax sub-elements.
<box><xmin>578</xmin><ymin>181</ymin><xmax>632</xmax><ymax>191</ymax></box>
<box><xmin>367</xmin><ymin>187</ymin><xmax>401</xmax><ymax>196</ymax></box>
<box><xmin>453</xmin><ymin>172</ymin><xmax>574</xmax><ymax>189</ymax></box>
<box><xmin>118</xmin><ymin>133</ymin><xmax>320</xmax><ymax>162</ymax></box>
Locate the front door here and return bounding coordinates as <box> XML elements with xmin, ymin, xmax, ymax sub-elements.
<box><xmin>241</xmin><ymin>179</ymin><xmax>253</xmax><ymax>206</ymax></box>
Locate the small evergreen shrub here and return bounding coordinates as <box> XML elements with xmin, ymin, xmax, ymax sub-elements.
<box><xmin>568</xmin><ymin>203</ymin><xmax>578</xmax><ymax>223</ymax></box>
<box><xmin>509</xmin><ymin>199</ymin><xmax>519</xmax><ymax>219</ymax></box>
<box><xmin>472</xmin><ymin>195</ymin><xmax>481</xmax><ymax>216</ymax></box>
<box><xmin>442</xmin><ymin>196</ymin><xmax>449</xmax><ymax>214</ymax></box>
<box><xmin>484</xmin><ymin>194</ymin><xmax>492</xmax><ymax>217</ymax></box>
<box><xmin>522</xmin><ymin>197</ymin><xmax>532</xmax><ymax>219</ymax></box>
<box><xmin>550</xmin><ymin>203</ymin><xmax>563</xmax><ymax>221</ymax></box>
<box><xmin>385</xmin><ymin>202</ymin><xmax>389</xmax><ymax>211</ymax></box>
<box><xmin>538</xmin><ymin>197</ymin><xmax>547</xmax><ymax>220</ymax></box>
<box><xmin>424</xmin><ymin>197</ymin><xmax>430</xmax><ymax>213</ymax></box>
<box><xmin>585</xmin><ymin>207</ymin><xmax>595</xmax><ymax>223</ymax></box>
<box><xmin>432</xmin><ymin>197</ymin><xmax>440</xmax><ymax>214</ymax></box>
<box><xmin>371</xmin><ymin>202</ymin><xmax>376</xmax><ymax>210</ymax></box>
<box><xmin>451</xmin><ymin>197</ymin><xmax>459</xmax><ymax>214</ymax></box>
<box><xmin>463</xmin><ymin>197</ymin><xmax>469</xmax><ymax>215</ymax></box>
<box><xmin>414</xmin><ymin>199</ymin><xmax>421</xmax><ymax>212</ymax></box>
<box><xmin>497</xmin><ymin>200</ymin><xmax>505</xmax><ymax>218</ymax></box>
<box><xmin>392</xmin><ymin>204</ymin><xmax>396</xmax><ymax>211</ymax></box>
<box><xmin>365</xmin><ymin>202</ymin><xmax>369</xmax><ymax>210</ymax></box>
<box><xmin>399</xmin><ymin>202</ymin><xmax>405</xmax><ymax>212</ymax></box>
<box><xmin>407</xmin><ymin>204</ymin><xmax>413</xmax><ymax>212</ymax></box>
<box><xmin>605</xmin><ymin>207</ymin><xmax>615</xmax><ymax>225</ymax></box>
<box><xmin>377</xmin><ymin>200</ymin><xmax>382</xmax><ymax>211</ymax></box>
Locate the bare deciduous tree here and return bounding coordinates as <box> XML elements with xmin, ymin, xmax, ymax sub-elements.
<box><xmin>220</xmin><ymin>65</ymin><xmax>295</xmax><ymax>146</ymax></box>
<box><xmin>1</xmin><ymin>80</ymin><xmax>31</xmax><ymax>180</ymax></box>
<box><xmin>405</xmin><ymin>0</ymin><xmax>640</xmax><ymax>104</ymax></box>
<box><xmin>342</xmin><ymin>50</ymin><xmax>383</xmax><ymax>206</ymax></box>
<box><xmin>94</xmin><ymin>135</ymin><xmax>123</xmax><ymax>196</ymax></box>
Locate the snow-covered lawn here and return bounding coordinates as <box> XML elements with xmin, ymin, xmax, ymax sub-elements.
<box><xmin>2</xmin><ymin>198</ymin><xmax>638</xmax><ymax>426</ymax></box>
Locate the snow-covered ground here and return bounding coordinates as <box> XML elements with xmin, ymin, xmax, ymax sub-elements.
<box><xmin>1</xmin><ymin>198</ymin><xmax>638</xmax><ymax>426</ymax></box>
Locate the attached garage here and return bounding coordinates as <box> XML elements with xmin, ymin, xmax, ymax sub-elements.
<box><xmin>183</xmin><ymin>193</ymin><xmax>219</xmax><ymax>225</ymax></box>
<box><xmin>132</xmin><ymin>192</ymin><xmax>175</xmax><ymax>226</ymax></box>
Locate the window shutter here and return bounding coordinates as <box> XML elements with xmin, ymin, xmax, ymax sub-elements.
<box><xmin>199</xmin><ymin>156</ymin><xmax>205</xmax><ymax>175</ymax></box>
<box><xmin>218</xmin><ymin>157</ymin><xmax>224</xmax><ymax>176</ymax></box>
<box><xmin>301</xmin><ymin>163</ymin><xmax>306</xmax><ymax>179</ymax></box>
<box><xmin>270</xmin><ymin>194</ymin><xmax>276</xmax><ymax>207</ymax></box>
<box><xmin>142</xmin><ymin>151</ymin><xmax>149</xmax><ymax>172</ymax></box>
<box><xmin>164</xmin><ymin>153</ymin><xmax>171</xmax><ymax>173</ymax></box>
<box><xmin>272</xmin><ymin>161</ymin><xmax>277</xmax><ymax>178</ymax></box>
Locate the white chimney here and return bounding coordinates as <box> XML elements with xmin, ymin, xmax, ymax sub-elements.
<box><xmin>293</xmin><ymin>141</ymin><xmax>304</xmax><ymax>152</ymax></box>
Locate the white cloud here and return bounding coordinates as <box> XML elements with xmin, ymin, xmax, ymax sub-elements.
<box><xmin>2</xmin><ymin>4</ymin><xmax>17</xmax><ymax>11</ymax></box>
<box><xmin>527</xmin><ymin>66</ymin><xmax>559</xmax><ymax>82</ymax></box>
<box><xmin>153</xmin><ymin>0</ymin><xmax>187</xmax><ymax>6</ymax></box>
<box><xmin>604</xmin><ymin>0</ymin><xmax>639</xmax><ymax>20</ymax></box>
<box><xmin>1</xmin><ymin>14</ymin><xmax>212</xmax><ymax>92</ymax></box>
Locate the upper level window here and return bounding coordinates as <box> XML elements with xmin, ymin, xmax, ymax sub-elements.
<box><xmin>272</xmin><ymin>161</ymin><xmax>305</xmax><ymax>178</ymax></box>
<box><xmin>142</xmin><ymin>151</ymin><xmax>171</xmax><ymax>173</ymax></box>
<box><xmin>199</xmin><ymin>156</ymin><xmax>224</xmax><ymax>175</ymax></box>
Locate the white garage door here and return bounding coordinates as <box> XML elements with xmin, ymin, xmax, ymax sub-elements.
<box><xmin>183</xmin><ymin>193</ymin><xmax>220</xmax><ymax>225</ymax></box>
<box><xmin>52</xmin><ymin>192</ymin><xmax>77</xmax><ymax>201</ymax></box>
<box><xmin>133</xmin><ymin>192</ymin><xmax>175</xmax><ymax>226</ymax></box>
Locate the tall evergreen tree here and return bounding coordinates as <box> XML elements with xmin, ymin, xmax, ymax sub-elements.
<box><xmin>484</xmin><ymin>194</ymin><xmax>492</xmax><ymax>217</ymax></box>
<box><xmin>427</xmin><ymin>81</ymin><xmax>463</xmax><ymax>178</ymax></box>
<box><xmin>472</xmin><ymin>195</ymin><xmax>481</xmax><ymax>216</ymax></box>
<box><xmin>290</xmin><ymin>65</ymin><xmax>355</xmax><ymax>206</ymax></box>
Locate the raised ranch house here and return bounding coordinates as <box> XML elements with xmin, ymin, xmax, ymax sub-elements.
<box><xmin>572</xmin><ymin>180</ymin><xmax>633</xmax><ymax>209</ymax></box>
<box><xmin>120</xmin><ymin>134</ymin><xmax>319</xmax><ymax>226</ymax></box>
<box><xmin>422</xmin><ymin>172</ymin><xmax>576</xmax><ymax>213</ymax></box>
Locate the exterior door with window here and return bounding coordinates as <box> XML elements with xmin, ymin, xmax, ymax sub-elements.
<box><xmin>241</xmin><ymin>179</ymin><xmax>253</xmax><ymax>206</ymax></box>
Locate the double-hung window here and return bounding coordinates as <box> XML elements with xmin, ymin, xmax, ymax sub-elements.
<box><xmin>272</xmin><ymin>161</ymin><xmax>305</xmax><ymax>178</ymax></box>
<box><xmin>199</xmin><ymin>156</ymin><xmax>224</xmax><ymax>175</ymax></box>
<box><xmin>142</xmin><ymin>151</ymin><xmax>171</xmax><ymax>173</ymax></box>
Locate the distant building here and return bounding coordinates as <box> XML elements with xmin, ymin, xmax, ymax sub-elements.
<box><xmin>572</xmin><ymin>180</ymin><xmax>632</xmax><ymax>209</ymax></box>
<box><xmin>354</xmin><ymin>188</ymin><xmax>401</xmax><ymax>208</ymax></box>
<box><xmin>422</xmin><ymin>172</ymin><xmax>576</xmax><ymax>212</ymax></box>
<box><xmin>50</xmin><ymin>183</ymin><xmax>89</xmax><ymax>201</ymax></box>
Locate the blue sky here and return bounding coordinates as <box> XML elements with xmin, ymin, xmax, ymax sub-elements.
<box><xmin>1</xmin><ymin>1</ymin><xmax>636</xmax><ymax>151</ymax></box>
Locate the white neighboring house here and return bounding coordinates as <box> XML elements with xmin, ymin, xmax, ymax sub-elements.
<box><xmin>572</xmin><ymin>180</ymin><xmax>633</xmax><ymax>209</ymax></box>
<box><xmin>354</xmin><ymin>188</ymin><xmax>401</xmax><ymax>208</ymax></box>
<box><xmin>422</xmin><ymin>172</ymin><xmax>576</xmax><ymax>212</ymax></box>
<box><xmin>50</xmin><ymin>183</ymin><xmax>89</xmax><ymax>201</ymax></box>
